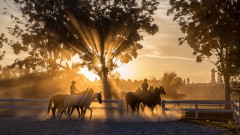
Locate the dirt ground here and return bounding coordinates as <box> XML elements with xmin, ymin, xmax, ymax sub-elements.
<box><xmin>0</xmin><ymin>116</ymin><xmax>230</xmax><ymax>135</ymax></box>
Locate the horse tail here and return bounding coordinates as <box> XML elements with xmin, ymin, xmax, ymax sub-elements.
<box><xmin>48</xmin><ymin>97</ymin><xmax>53</xmax><ymax>114</ymax></box>
<box><xmin>126</xmin><ymin>102</ymin><xmax>128</xmax><ymax>111</ymax></box>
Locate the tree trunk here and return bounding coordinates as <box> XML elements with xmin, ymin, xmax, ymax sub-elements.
<box><xmin>102</xmin><ymin>69</ymin><xmax>111</xmax><ymax>99</ymax></box>
<box><xmin>223</xmin><ymin>74</ymin><xmax>231</xmax><ymax>109</ymax></box>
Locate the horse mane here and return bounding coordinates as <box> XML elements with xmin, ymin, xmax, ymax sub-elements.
<box><xmin>78</xmin><ymin>88</ymin><xmax>94</xmax><ymax>95</ymax></box>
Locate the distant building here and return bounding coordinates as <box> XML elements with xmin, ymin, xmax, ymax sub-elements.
<box><xmin>211</xmin><ymin>68</ymin><xmax>216</xmax><ymax>84</ymax></box>
<box><xmin>185</xmin><ymin>68</ymin><xmax>223</xmax><ymax>86</ymax></box>
<box><xmin>187</xmin><ymin>78</ymin><xmax>190</xmax><ymax>85</ymax></box>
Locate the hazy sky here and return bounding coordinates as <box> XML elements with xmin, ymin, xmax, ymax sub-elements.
<box><xmin>0</xmin><ymin>0</ymin><xmax>216</xmax><ymax>83</ymax></box>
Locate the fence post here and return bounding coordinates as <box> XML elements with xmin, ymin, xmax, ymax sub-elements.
<box><xmin>162</xmin><ymin>100</ymin><xmax>165</xmax><ymax>115</ymax></box>
<box><xmin>120</xmin><ymin>99</ymin><xmax>123</xmax><ymax>117</ymax></box>
<box><xmin>195</xmin><ymin>103</ymin><xmax>198</xmax><ymax>119</ymax></box>
<box><xmin>9</xmin><ymin>98</ymin><xmax>13</xmax><ymax>116</ymax></box>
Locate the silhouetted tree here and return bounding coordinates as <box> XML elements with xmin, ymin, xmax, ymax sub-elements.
<box><xmin>2</xmin><ymin>4</ymin><xmax>75</xmax><ymax>78</ymax></box>
<box><xmin>230</xmin><ymin>46</ymin><xmax>240</xmax><ymax>100</ymax></box>
<box><xmin>0</xmin><ymin>33</ymin><xmax>6</xmax><ymax>62</ymax></box>
<box><xmin>168</xmin><ymin>0</ymin><xmax>240</xmax><ymax>102</ymax></box>
<box><xmin>4</xmin><ymin>0</ymin><xmax>159</xmax><ymax>99</ymax></box>
<box><xmin>161</xmin><ymin>72</ymin><xmax>183</xmax><ymax>99</ymax></box>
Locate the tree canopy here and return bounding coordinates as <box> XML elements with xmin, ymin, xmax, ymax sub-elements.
<box><xmin>168</xmin><ymin>0</ymin><xmax>240</xmax><ymax>102</ymax></box>
<box><xmin>4</xmin><ymin>0</ymin><xmax>159</xmax><ymax>98</ymax></box>
<box><xmin>0</xmin><ymin>34</ymin><xmax>7</xmax><ymax>64</ymax></box>
<box><xmin>161</xmin><ymin>71</ymin><xmax>183</xmax><ymax>99</ymax></box>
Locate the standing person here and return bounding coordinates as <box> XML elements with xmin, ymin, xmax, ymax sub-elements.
<box><xmin>70</xmin><ymin>80</ymin><xmax>80</xmax><ymax>95</ymax></box>
<box><xmin>141</xmin><ymin>78</ymin><xmax>149</xmax><ymax>93</ymax></box>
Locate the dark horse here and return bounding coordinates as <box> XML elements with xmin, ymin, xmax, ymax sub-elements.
<box><xmin>47</xmin><ymin>88</ymin><xmax>94</xmax><ymax>119</ymax></box>
<box><xmin>125</xmin><ymin>87</ymin><xmax>142</xmax><ymax>115</ymax></box>
<box><xmin>48</xmin><ymin>94</ymin><xmax>67</xmax><ymax>119</ymax></box>
<box><xmin>138</xmin><ymin>86</ymin><xmax>166</xmax><ymax>113</ymax></box>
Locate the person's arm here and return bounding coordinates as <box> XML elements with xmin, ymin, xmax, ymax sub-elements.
<box><xmin>75</xmin><ymin>88</ymin><xmax>80</xmax><ymax>92</ymax></box>
<box><xmin>73</xmin><ymin>86</ymin><xmax>80</xmax><ymax>93</ymax></box>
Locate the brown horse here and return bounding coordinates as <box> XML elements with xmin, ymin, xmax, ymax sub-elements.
<box><xmin>47</xmin><ymin>94</ymin><xmax>68</xmax><ymax>119</ymax></box>
<box><xmin>68</xmin><ymin>88</ymin><xmax>94</xmax><ymax>118</ymax></box>
<box><xmin>125</xmin><ymin>87</ymin><xmax>142</xmax><ymax>115</ymax></box>
<box><xmin>47</xmin><ymin>88</ymin><xmax>94</xmax><ymax>119</ymax></box>
<box><xmin>139</xmin><ymin>86</ymin><xmax>166</xmax><ymax>113</ymax></box>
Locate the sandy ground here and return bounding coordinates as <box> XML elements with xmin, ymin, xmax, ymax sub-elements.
<box><xmin>0</xmin><ymin>116</ymin><xmax>230</xmax><ymax>135</ymax></box>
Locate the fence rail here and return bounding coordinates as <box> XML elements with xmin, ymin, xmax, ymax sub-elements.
<box><xmin>0</xmin><ymin>98</ymin><xmax>123</xmax><ymax>116</ymax></box>
<box><xmin>162</xmin><ymin>100</ymin><xmax>234</xmax><ymax>119</ymax></box>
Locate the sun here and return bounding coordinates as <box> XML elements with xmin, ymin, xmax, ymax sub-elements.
<box><xmin>78</xmin><ymin>67</ymin><xmax>100</xmax><ymax>82</ymax></box>
<box><xmin>71</xmin><ymin>54</ymin><xmax>100</xmax><ymax>82</ymax></box>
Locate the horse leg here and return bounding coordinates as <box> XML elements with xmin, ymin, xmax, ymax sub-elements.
<box><xmin>130</xmin><ymin>104</ymin><xmax>135</xmax><ymax>115</ymax></box>
<box><xmin>87</xmin><ymin>107</ymin><xmax>93</xmax><ymax>119</ymax></box>
<box><xmin>52</xmin><ymin>106</ymin><xmax>57</xmax><ymax>119</ymax></box>
<box><xmin>82</xmin><ymin>107</ymin><xmax>87</xmax><ymax>120</ymax></box>
<box><xmin>80</xmin><ymin>107</ymin><xmax>84</xmax><ymax>117</ymax></box>
<box><xmin>137</xmin><ymin>103</ymin><xmax>140</xmax><ymax>116</ymax></box>
<box><xmin>59</xmin><ymin>107</ymin><xmax>66</xmax><ymax>119</ymax></box>
<box><xmin>60</xmin><ymin>105</ymin><xmax>67</xmax><ymax>119</ymax></box>
<box><xmin>81</xmin><ymin>107</ymin><xmax>84</xmax><ymax>116</ymax></box>
<box><xmin>67</xmin><ymin>106</ymin><xmax>72</xmax><ymax>116</ymax></box>
<box><xmin>68</xmin><ymin>106</ymin><xmax>75</xmax><ymax>117</ymax></box>
<box><xmin>76</xmin><ymin>107</ymin><xmax>81</xmax><ymax>118</ymax></box>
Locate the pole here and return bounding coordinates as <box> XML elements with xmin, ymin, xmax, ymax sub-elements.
<box><xmin>195</xmin><ymin>103</ymin><xmax>198</xmax><ymax>119</ymax></box>
<box><xmin>162</xmin><ymin>100</ymin><xmax>166</xmax><ymax>115</ymax></box>
<box><xmin>9</xmin><ymin>98</ymin><xmax>13</xmax><ymax>116</ymax></box>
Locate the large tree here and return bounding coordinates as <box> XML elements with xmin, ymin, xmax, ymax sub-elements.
<box><xmin>5</xmin><ymin>0</ymin><xmax>159</xmax><ymax>99</ymax></box>
<box><xmin>2</xmin><ymin>3</ymin><xmax>76</xmax><ymax>78</ymax></box>
<box><xmin>0</xmin><ymin>34</ymin><xmax>6</xmax><ymax>64</ymax></box>
<box><xmin>168</xmin><ymin>0</ymin><xmax>240</xmax><ymax>102</ymax></box>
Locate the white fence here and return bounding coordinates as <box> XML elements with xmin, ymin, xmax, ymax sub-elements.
<box><xmin>0</xmin><ymin>98</ymin><xmax>123</xmax><ymax>116</ymax></box>
<box><xmin>162</xmin><ymin>100</ymin><xmax>233</xmax><ymax>119</ymax></box>
<box><xmin>233</xmin><ymin>102</ymin><xmax>240</xmax><ymax>125</ymax></box>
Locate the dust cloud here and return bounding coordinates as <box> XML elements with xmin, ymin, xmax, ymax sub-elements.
<box><xmin>0</xmin><ymin>70</ymin><xmax>231</xmax><ymax>121</ymax></box>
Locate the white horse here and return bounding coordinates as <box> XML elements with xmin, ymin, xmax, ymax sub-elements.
<box><xmin>59</xmin><ymin>92</ymin><xmax>102</xmax><ymax>119</ymax></box>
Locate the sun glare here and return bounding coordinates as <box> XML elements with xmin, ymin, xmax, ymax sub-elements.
<box><xmin>78</xmin><ymin>68</ymin><xmax>100</xmax><ymax>82</ymax></box>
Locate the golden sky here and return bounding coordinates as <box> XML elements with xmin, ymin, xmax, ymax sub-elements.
<box><xmin>0</xmin><ymin>0</ymin><xmax>215</xmax><ymax>83</ymax></box>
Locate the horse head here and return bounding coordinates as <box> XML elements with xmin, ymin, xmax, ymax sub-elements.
<box><xmin>88</xmin><ymin>88</ymin><xmax>94</xmax><ymax>94</ymax></box>
<box><xmin>159</xmin><ymin>86</ymin><xmax>166</xmax><ymax>95</ymax></box>
<box><xmin>153</xmin><ymin>86</ymin><xmax>165</xmax><ymax>106</ymax></box>
<box><xmin>97</xmin><ymin>92</ymin><xmax>102</xmax><ymax>104</ymax></box>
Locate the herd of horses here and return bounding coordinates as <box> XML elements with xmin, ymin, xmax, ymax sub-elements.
<box><xmin>47</xmin><ymin>88</ymin><xmax>102</xmax><ymax>119</ymax></box>
<box><xmin>47</xmin><ymin>86</ymin><xmax>165</xmax><ymax>119</ymax></box>
<box><xmin>125</xmin><ymin>86</ymin><xmax>166</xmax><ymax>115</ymax></box>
